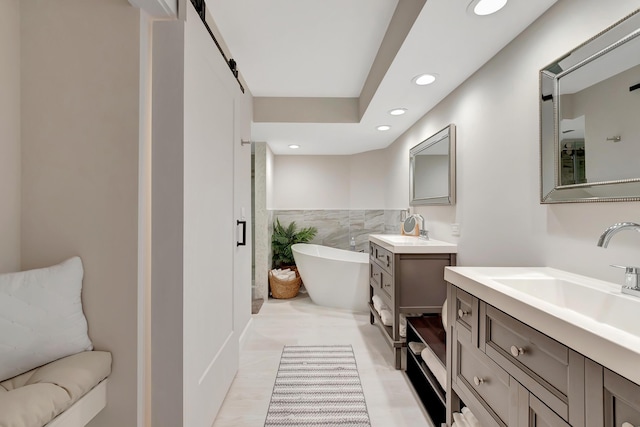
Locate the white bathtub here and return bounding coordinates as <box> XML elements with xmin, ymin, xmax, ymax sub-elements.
<box><xmin>291</xmin><ymin>243</ymin><xmax>369</xmax><ymax>312</ymax></box>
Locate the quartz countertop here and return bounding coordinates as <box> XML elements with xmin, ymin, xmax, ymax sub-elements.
<box><xmin>368</xmin><ymin>234</ymin><xmax>458</xmax><ymax>254</ymax></box>
<box><xmin>444</xmin><ymin>266</ymin><xmax>640</xmax><ymax>386</ymax></box>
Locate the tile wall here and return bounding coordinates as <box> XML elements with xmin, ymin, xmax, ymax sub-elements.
<box><xmin>270</xmin><ymin>209</ymin><xmax>404</xmax><ymax>253</ymax></box>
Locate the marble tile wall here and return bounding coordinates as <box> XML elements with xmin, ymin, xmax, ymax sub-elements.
<box><xmin>270</xmin><ymin>209</ymin><xmax>404</xmax><ymax>253</ymax></box>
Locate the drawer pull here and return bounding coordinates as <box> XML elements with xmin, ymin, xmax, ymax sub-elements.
<box><xmin>473</xmin><ymin>376</ymin><xmax>485</xmax><ymax>386</ymax></box>
<box><xmin>510</xmin><ymin>346</ymin><xmax>525</xmax><ymax>357</ymax></box>
<box><xmin>458</xmin><ymin>309</ymin><xmax>470</xmax><ymax>318</ymax></box>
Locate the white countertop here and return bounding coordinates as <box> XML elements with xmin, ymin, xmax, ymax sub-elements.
<box><xmin>369</xmin><ymin>234</ymin><xmax>458</xmax><ymax>254</ymax></box>
<box><xmin>445</xmin><ymin>266</ymin><xmax>640</xmax><ymax>386</ymax></box>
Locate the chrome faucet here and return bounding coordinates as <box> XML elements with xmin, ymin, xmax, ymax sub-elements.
<box><xmin>597</xmin><ymin>222</ymin><xmax>640</xmax><ymax>297</ymax></box>
<box><xmin>411</xmin><ymin>214</ymin><xmax>429</xmax><ymax>240</ymax></box>
<box><xmin>597</xmin><ymin>222</ymin><xmax>640</xmax><ymax>247</ymax></box>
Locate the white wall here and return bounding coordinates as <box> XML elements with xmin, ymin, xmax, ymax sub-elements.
<box><xmin>385</xmin><ymin>0</ymin><xmax>640</xmax><ymax>284</ymax></box>
<box><xmin>0</xmin><ymin>0</ymin><xmax>20</xmax><ymax>273</ymax></box>
<box><xmin>271</xmin><ymin>149</ymin><xmax>388</xmax><ymax>209</ymax></box>
<box><xmin>350</xmin><ymin>149</ymin><xmax>388</xmax><ymax>209</ymax></box>
<box><xmin>20</xmin><ymin>2</ymin><xmax>141</xmax><ymax>426</ymax></box>
<box><xmin>273</xmin><ymin>155</ymin><xmax>350</xmax><ymax>209</ymax></box>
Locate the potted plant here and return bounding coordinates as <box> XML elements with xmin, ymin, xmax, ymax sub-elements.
<box><xmin>271</xmin><ymin>218</ymin><xmax>317</xmax><ymax>269</ymax></box>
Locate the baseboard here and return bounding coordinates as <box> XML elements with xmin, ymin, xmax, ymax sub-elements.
<box><xmin>238</xmin><ymin>317</ymin><xmax>254</xmax><ymax>350</ymax></box>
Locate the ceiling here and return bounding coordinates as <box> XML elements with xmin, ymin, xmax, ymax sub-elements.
<box><xmin>208</xmin><ymin>0</ymin><xmax>557</xmax><ymax>155</ymax></box>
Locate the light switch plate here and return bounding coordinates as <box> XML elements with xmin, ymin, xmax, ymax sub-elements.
<box><xmin>451</xmin><ymin>223</ymin><xmax>460</xmax><ymax>236</ymax></box>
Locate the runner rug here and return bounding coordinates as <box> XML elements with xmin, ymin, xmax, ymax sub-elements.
<box><xmin>264</xmin><ymin>345</ymin><xmax>371</xmax><ymax>427</ymax></box>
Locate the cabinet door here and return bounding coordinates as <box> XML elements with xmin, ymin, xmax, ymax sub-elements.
<box><xmin>527</xmin><ymin>395</ymin><xmax>571</xmax><ymax>427</ymax></box>
<box><xmin>586</xmin><ymin>360</ymin><xmax>640</xmax><ymax>427</ymax></box>
<box><xmin>603</xmin><ymin>369</ymin><xmax>640</xmax><ymax>427</ymax></box>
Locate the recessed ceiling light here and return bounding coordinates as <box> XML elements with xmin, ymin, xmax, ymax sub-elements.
<box><xmin>288</xmin><ymin>144</ymin><xmax>300</xmax><ymax>149</ymax></box>
<box><xmin>469</xmin><ymin>0</ymin><xmax>507</xmax><ymax>16</ymax></box>
<box><xmin>377</xmin><ymin>125</ymin><xmax>391</xmax><ymax>131</ymax></box>
<box><xmin>413</xmin><ymin>74</ymin><xmax>437</xmax><ymax>86</ymax></box>
<box><xmin>389</xmin><ymin>108</ymin><xmax>407</xmax><ymax>116</ymax></box>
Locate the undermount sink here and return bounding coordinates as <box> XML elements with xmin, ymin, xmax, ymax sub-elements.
<box><xmin>494</xmin><ymin>275</ymin><xmax>639</xmax><ymax>336</ymax></box>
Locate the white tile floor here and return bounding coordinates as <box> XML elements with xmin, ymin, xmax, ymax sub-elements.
<box><xmin>212</xmin><ymin>293</ymin><xmax>435</xmax><ymax>427</ymax></box>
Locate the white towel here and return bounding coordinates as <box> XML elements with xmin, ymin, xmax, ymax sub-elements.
<box><xmin>408</xmin><ymin>341</ymin><xmax>426</xmax><ymax>355</ymax></box>
<box><xmin>380</xmin><ymin>309</ymin><xmax>392</xmax><ymax>326</ymax></box>
<box><xmin>399</xmin><ymin>314</ymin><xmax>407</xmax><ymax>337</ymax></box>
<box><xmin>461</xmin><ymin>407</ymin><xmax>481</xmax><ymax>427</ymax></box>
<box><xmin>399</xmin><ymin>314</ymin><xmax>406</xmax><ymax>327</ymax></box>
<box><xmin>399</xmin><ymin>323</ymin><xmax>406</xmax><ymax>337</ymax></box>
<box><xmin>272</xmin><ymin>269</ymin><xmax>296</xmax><ymax>281</ymax></box>
<box><xmin>421</xmin><ymin>347</ymin><xmax>446</xmax><ymax>389</ymax></box>
<box><xmin>442</xmin><ymin>298</ymin><xmax>448</xmax><ymax>329</ymax></box>
<box><xmin>453</xmin><ymin>412</ymin><xmax>470</xmax><ymax>427</ymax></box>
<box><xmin>372</xmin><ymin>295</ymin><xmax>384</xmax><ymax>313</ymax></box>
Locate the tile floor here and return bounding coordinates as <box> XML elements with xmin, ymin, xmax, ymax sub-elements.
<box><xmin>212</xmin><ymin>293</ymin><xmax>434</xmax><ymax>427</ymax></box>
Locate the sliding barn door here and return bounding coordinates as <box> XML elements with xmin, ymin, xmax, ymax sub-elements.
<box><xmin>183</xmin><ymin>5</ymin><xmax>238</xmax><ymax>426</ymax></box>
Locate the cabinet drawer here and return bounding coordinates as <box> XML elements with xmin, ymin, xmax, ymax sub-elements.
<box><xmin>454</xmin><ymin>332</ymin><xmax>512</xmax><ymax>426</ymax></box>
<box><xmin>370</xmin><ymin>262</ymin><xmax>393</xmax><ymax>300</ymax></box>
<box><xmin>481</xmin><ymin>303</ymin><xmax>571</xmax><ymax>417</ymax></box>
<box><xmin>373</xmin><ymin>243</ymin><xmax>393</xmax><ymax>274</ymax></box>
<box><xmin>370</xmin><ymin>262</ymin><xmax>382</xmax><ymax>287</ymax></box>
<box><xmin>451</xmin><ymin>286</ymin><xmax>476</xmax><ymax>344</ymax></box>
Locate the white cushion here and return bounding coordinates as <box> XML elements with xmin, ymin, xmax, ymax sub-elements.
<box><xmin>0</xmin><ymin>257</ymin><xmax>93</xmax><ymax>382</ymax></box>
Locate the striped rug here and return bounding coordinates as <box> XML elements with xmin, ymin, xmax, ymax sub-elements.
<box><xmin>264</xmin><ymin>345</ymin><xmax>371</xmax><ymax>427</ymax></box>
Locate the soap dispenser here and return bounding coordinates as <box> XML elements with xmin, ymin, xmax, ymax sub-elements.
<box><xmin>350</xmin><ymin>237</ymin><xmax>356</xmax><ymax>251</ymax></box>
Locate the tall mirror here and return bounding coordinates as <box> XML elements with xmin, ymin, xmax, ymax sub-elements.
<box><xmin>410</xmin><ymin>124</ymin><xmax>456</xmax><ymax>205</ymax></box>
<box><xmin>540</xmin><ymin>9</ymin><xmax>640</xmax><ymax>203</ymax></box>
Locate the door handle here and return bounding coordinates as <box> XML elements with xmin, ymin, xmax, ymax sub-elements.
<box><xmin>236</xmin><ymin>220</ymin><xmax>246</xmax><ymax>246</ymax></box>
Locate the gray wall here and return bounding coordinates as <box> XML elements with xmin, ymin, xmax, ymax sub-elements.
<box><xmin>0</xmin><ymin>0</ymin><xmax>20</xmax><ymax>273</ymax></box>
<box><xmin>20</xmin><ymin>1</ymin><xmax>140</xmax><ymax>426</ymax></box>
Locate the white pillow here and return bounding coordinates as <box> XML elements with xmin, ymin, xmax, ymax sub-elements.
<box><xmin>0</xmin><ymin>256</ymin><xmax>93</xmax><ymax>382</ymax></box>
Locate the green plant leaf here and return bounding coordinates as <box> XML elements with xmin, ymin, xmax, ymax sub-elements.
<box><xmin>271</xmin><ymin>218</ymin><xmax>318</xmax><ymax>268</ymax></box>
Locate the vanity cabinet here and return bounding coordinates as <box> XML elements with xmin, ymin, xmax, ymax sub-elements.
<box><xmin>447</xmin><ymin>284</ymin><xmax>586</xmax><ymax>427</ymax></box>
<box><xmin>447</xmin><ymin>283</ymin><xmax>640</xmax><ymax>427</ymax></box>
<box><xmin>368</xmin><ymin>240</ymin><xmax>456</xmax><ymax>369</ymax></box>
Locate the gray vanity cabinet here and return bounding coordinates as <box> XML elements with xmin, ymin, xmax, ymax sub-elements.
<box><xmin>447</xmin><ymin>283</ymin><xmax>640</xmax><ymax>427</ymax></box>
<box><xmin>447</xmin><ymin>284</ymin><xmax>586</xmax><ymax>427</ymax></box>
<box><xmin>585</xmin><ymin>359</ymin><xmax>640</xmax><ymax>427</ymax></box>
<box><xmin>369</xmin><ymin>241</ymin><xmax>456</xmax><ymax>369</ymax></box>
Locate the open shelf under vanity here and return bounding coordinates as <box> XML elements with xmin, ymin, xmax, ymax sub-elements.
<box><xmin>405</xmin><ymin>315</ymin><xmax>448</xmax><ymax>426</ymax></box>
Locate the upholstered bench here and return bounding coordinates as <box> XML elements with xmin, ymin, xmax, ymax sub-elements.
<box><xmin>0</xmin><ymin>257</ymin><xmax>111</xmax><ymax>427</ymax></box>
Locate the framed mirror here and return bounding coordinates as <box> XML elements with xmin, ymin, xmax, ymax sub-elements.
<box><xmin>410</xmin><ymin>124</ymin><xmax>456</xmax><ymax>205</ymax></box>
<box><xmin>540</xmin><ymin>9</ymin><xmax>640</xmax><ymax>203</ymax></box>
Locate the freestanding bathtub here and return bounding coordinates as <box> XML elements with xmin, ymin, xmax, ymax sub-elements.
<box><xmin>291</xmin><ymin>243</ymin><xmax>369</xmax><ymax>312</ymax></box>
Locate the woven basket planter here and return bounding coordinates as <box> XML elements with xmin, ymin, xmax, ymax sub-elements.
<box><xmin>269</xmin><ymin>268</ymin><xmax>302</xmax><ymax>299</ymax></box>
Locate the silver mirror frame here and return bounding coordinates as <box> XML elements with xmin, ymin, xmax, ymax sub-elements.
<box><xmin>539</xmin><ymin>9</ymin><xmax>640</xmax><ymax>203</ymax></box>
<box><xmin>410</xmin><ymin>124</ymin><xmax>456</xmax><ymax>206</ymax></box>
